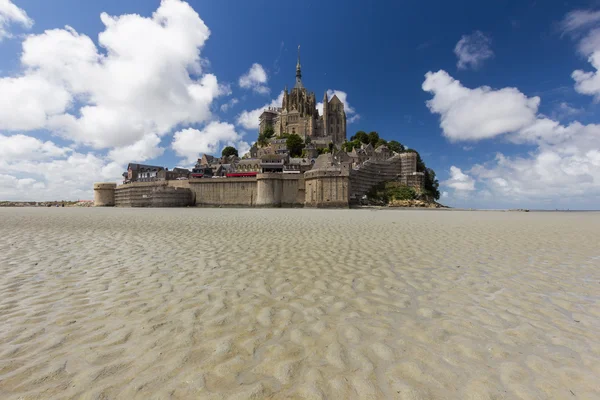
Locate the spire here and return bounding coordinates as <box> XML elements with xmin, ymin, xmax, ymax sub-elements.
<box><xmin>295</xmin><ymin>45</ymin><xmax>303</xmax><ymax>88</ymax></box>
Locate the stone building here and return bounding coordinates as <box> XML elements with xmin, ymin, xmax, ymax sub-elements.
<box><xmin>157</xmin><ymin>168</ymin><xmax>190</xmax><ymax>181</ymax></box>
<box><xmin>259</xmin><ymin>46</ymin><xmax>347</xmax><ymax>146</ymax></box>
<box><xmin>124</xmin><ymin>163</ymin><xmax>164</xmax><ymax>183</ymax></box>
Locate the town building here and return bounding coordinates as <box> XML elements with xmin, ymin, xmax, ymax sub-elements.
<box><xmin>124</xmin><ymin>163</ymin><xmax>165</xmax><ymax>183</ymax></box>
<box><xmin>157</xmin><ymin>168</ymin><xmax>190</xmax><ymax>181</ymax></box>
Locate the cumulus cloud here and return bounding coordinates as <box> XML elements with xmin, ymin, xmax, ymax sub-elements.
<box><xmin>172</xmin><ymin>121</ymin><xmax>250</xmax><ymax>163</ymax></box>
<box><xmin>0</xmin><ymin>0</ymin><xmax>33</xmax><ymax>41</ymax></box>
<box><xmin>454</xmin><ymin>31</ymin><xmax>494</xmax><ymax>70</ymax></box>
<box><xmin>0</xmin><ymin>134</ymin><xmax>71</xmax><ymax>161</ymax></box>
<box><xmin>424</xmin><ymin>68</ymin><xmax>600</xmax><ymax>206</ymax></box>
<box><xmin>0</xmin><ymin>0</ymin><xmax>223</xmax><ymax>151</ymax></box>
<box><xmin>422</xmin><ymin>70</ymin><xmax>540</xmax><ymax>141</ymax></box>
<box><xmin>236</xmin><ymin>91</ymin><xmax>284</xmax><ymax>130</ymax></box>
<box><xmin>107</xmin><ymin>134</ymin><xmax>165</xmax><ymax>165</ymax></box>
<box><xmin>0</xmin><ymin>140</ymin><xmax>123</xmax><ymax>201</ymax></box>
<box><xmin>239</xmin><ymin>63</ymin><xmax>269</xmax><ymax>94</ymax></box>
<box><xmin>0</xmin><ymin>0</ymin><xmax>243</xmax><ymax>201</ymax></box>
<box><xmin>316</xmin><ymin>89</ymin><xmax>360</xmax><ymax>123</ymax></box>
<box><xmin>572</xmin><ymin>51</ymin><xmax>600</xmax><ymax>99</ymax></box>
<box><xmin>443</xmin><ymin>166</ymin><xmax>476</xmax><ymax>191</ymax></box>
<box><xmin>561</xmin><ymin>9</ymin><xmax>600</xmax><ymax>99</ymax></box>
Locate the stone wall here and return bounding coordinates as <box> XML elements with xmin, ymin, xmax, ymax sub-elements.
<box><xmin>189</xmin><ymin>178</ymin><xmax>258</xmax><ymax>207</ymax></box>
<box><xmin>114</xmin><ymin>181</ymin><xmax>194</xmax><ymax>207</ymax></box>
<box><xmin>94</xmin><ymin>182</ymin><xmax>116</xmax><ymax>206</ymax></box>
<box><xmin>304</xmin><ymin>168</ymin><xmax>350</xmax><ymax>208</ymax></box>
<box><xmin>256</xmin><ymin>174</ymin><xmax>304</xmax><ymax>207</ymax></box>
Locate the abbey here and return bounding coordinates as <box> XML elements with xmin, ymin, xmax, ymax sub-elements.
<box><xmin>259</xmin><ymin>47</ymin><xmax>347</xmax><ymax>146</ymax></box>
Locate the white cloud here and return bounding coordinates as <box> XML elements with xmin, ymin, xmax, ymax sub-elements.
<box><xmin>236</xmin><ymin>91</ymin><xmax>284</xmax><ymax>130</ymax></box>
<box><xmin>0</xmin><ymin>0</ymin><xmax>223</xmax><ymax>150</ymax></box>
<box><xmin>561</xmin><ymin>9</ymin><xmax>600</xmax><ymax>99</ymax></box>
<box><xmin>0</xmin><ymin>141</ymin><xmax>124</xmax><ymax>201</ymax></box>
<box><xmin>172</xmin><ymin>121</ymin><xmax>249</xmax><ymax>163</ymax></box>
<box><xmin>424</xmin><ymin>67</ymin><xmax>600</xmax><ymax>207</ymax></box>
<box><xmin>454</xmin><ymin>31</ymin><xmax>494</xmax><ymax>70</ymax></box>
<box><xmin>239</xmin><ymin>63</ymin><xmax>269</xmax><ymax>94</ymax></box>
<box><xmin>107</xmin><ymin>134</ymin><xmax>165</xmax><ymax>165</ymax></box>
<box><xmin>0</xmin><ymin>134</ymin><xmax>71</xmax><ymax>161</ymax></box>
<box><xmin>422</xmin><ymin>70</ymin><xmax>540</xmax><ymax>141</ymax></box>
<box><xmin>443</xmin><ymin>166</ymin><xmax>476</xmax><ymax>191</ymax></box>
<box><xmin>316</xmin><ymin>89</ymin><xmax>360</xmax><ymax>124</ymax></box>
<box><xmin>561</xmin><ymin>9</ymin><xmax>600</xmax><ymax>36</ymax></box>
<box><xmin>0</xmin><ymin>74</ymin><xmax>72</xmax><ymax>131</ymax></box>
<box><xmin>0</xmin><ymin>1</ymin><xmax>242</xmax><ymax>201</ymax></box>
<box><xmin>0</xmin><ymin>0</ymin><xmax>33</xmax><ymax>41</ymax></box>
<box><xmin>220</xmin><ymin>97</ymin><xmax>239</xmax><ymax>112</ymax></box>
<box><xmin>572</xmin><ymin>51</ymin><xmax>600</xmax><ymax>99</ymax></box>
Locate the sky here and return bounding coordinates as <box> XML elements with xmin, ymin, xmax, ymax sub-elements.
<box><xmin>1</xmin><ymin>0</ymin><xmax>600</xmax><ymax>209</ymax></box>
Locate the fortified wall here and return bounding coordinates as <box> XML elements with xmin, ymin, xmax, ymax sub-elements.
<box><xmin>96</xmin><ymin>153</ymin><xmax>422</xmax><ymax>208</ymax></box>
<box><xmin>114</xmin><ymin>181</ymin><xmax>194</xmax><ymax>207</ymax></box>
<box><xmin>304</xmin><ymin>165</ymin><xmax>350</xmax><ymax>208</ymax></box>
<box><xmin>189</xmin><ymin>177</ymin><xmax>258</xmax><ymax>207</ymax></box>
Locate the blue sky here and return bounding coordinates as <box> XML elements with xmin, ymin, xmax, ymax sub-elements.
<box><xmin>1</xmin><ymin>0</ymin><xmax>600</xmax><ymax>208</ymax></box>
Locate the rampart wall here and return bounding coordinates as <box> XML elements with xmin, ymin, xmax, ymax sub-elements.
<box><xmin>94</xmin><ymin>182</ymin><xmax>116</xmax><ymax>206</ymax></box>
<box><xmin>114</xmin><ymin>181</ymin><xmax>194</xmax><ymax>207</ymax></box>
<box><xmin>256</xmin><ymin>174</ymin><xmax>304</xmax><ymax>207</ymax></box>
<box><xmin>304</xmin><ymin>168</ymin><xmax>350</xmax><ymax>208</ymax></box>
<box><xmin>189</xmin><ymin>178</ymin><xmax>258</xmax><ymax>207</ymax></box>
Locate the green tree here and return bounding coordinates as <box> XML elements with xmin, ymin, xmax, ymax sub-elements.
<box><xmin>375</xmin><ymin>138</ymin><xmax>387</xmax><ymax>148</ymax></box>
<box><xmin>350</xmin><ymin>131</ymin><xmax>369</xmax><ymax>144</ymax></box>
<box><xmin>263</xmin><ymin>125</ymin><xmax>274</xmax><ymax>138</ymax></box>
<box><xmin>304</xmin><ymin>136</ymin><xmax>312</xmax><ymax>145</ymax></box>
<box><xmin>368</xmin><ymin>131</ymin><xmax>380</xmax><ymax>146</ymax></box>
<box><xmin>257</xmin><ymin>125</ymin><xmax>275</xmax><ymax>148</ymax></box>
<box><xmin>328</xmin><ymin>142</ymin><xmax>334</xmax><ymax>153</ymax></box>
<box><xmin>424</xmin><ymin>168</ymin><xmax>440</xmax><ymax>200</ymax></box>
<box><xmin>221</xmin><ymin>146</ymin><xmax>238</xmax><ymax>157</ymax></box>
<box><xmin>286</xmin><ymin>133</ymin><xmax>304</xmax><ymax>157</ymax></box>
<box><xmin>387</xmin><ymin>140</ymin><xmax>405</xmax><ymax>153</ymax></box>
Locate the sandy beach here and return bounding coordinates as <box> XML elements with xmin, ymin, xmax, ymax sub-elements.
<box><xmin>0</xmin><ymin>208</ymin><xmax>599</xmax><ymax>399</ymax></box>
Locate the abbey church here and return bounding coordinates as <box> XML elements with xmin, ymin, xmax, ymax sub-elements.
<box><xmin>259</xmin><ymin>47</ymin><xmax>347</xmax><ymax>146</ymax></box>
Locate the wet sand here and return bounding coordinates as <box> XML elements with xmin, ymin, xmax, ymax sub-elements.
<box><xmin>0</xmin><ymin>208</ymin><xmax>599</xmax><ymax>399</ymax></box>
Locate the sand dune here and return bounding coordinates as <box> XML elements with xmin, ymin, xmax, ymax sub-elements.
<box><xmin>0</xmin><ymin>208</ymin><xmax>599</xmax><ymax>399</ymax></box>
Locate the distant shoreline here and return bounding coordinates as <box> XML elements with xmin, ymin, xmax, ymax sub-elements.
<box><xmin>0</xmin><ymin>202</ymin><xmax>598</xmax><ymax>212</ymax></box>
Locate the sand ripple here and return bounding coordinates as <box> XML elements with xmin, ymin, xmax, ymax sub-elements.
<box><xmin>0</xmin><ymin>208</ymin><xmax>599</xmax><ymax>399</ymax></box>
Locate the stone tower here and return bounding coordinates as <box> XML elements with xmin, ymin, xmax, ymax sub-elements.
<box><xmin>258</xmin><ymin>46</ymin><xmax>347</xmax><ymax>147</ymax></box>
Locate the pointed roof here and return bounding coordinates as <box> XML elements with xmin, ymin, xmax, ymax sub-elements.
<box><xmin>295</xmin><ymin>45</ymin><xmax>303</xmax><ymax>89</ymax></box>
<box><xmin>329</xmin><ymin>94</ymin><xmax>342</xmax><ymax>104</ymax></box>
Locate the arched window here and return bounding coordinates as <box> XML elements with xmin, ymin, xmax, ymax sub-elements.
<box><xmin>330</xmin><ymin>127</ymin><xmax>333</xmax><ymax>134</ymax></box>
<box><xmin>337</xmin><ymin>126</ymin><xmax>340</xmax><ymax>133</ymax></box>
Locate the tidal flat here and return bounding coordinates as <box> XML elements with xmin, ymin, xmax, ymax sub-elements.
<box><xmin>0</xmin><ymin>208</ymin><xmax>599</xmax><ymax>399</ymax></box>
